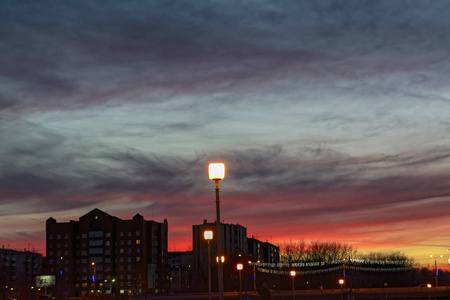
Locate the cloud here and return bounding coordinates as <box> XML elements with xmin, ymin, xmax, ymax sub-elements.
<box><xmin>1</xmin><ymin>0</ymin><xmax>450</xmax><ymax>264</ymax></box>
<box><xmin>1</xmin><ymin>0</ymin><xmax>449</xmax><ymax>115</ymax></box>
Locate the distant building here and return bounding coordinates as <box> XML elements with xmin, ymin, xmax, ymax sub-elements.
<box><xmin>193</xmin><ymin>220</ymin><xmax>247</xmax><ymax>267</ymax></box>
<box><xmin>192</xmin><ymin>220</ymin><xmax>247</xmax><ymax>291</ymax></box>
<box><xmin>45</xmin><ymin>208</ymin><xmax>169</xmax><ymax>297</ymax></box>
<box><xmin>168</xmin><ymin>251</ymin><xmax>193</xmax><ymax>291</ymax></box>
<box><xmin>0</xmin><ymin>248</ymin><xmax>43</xmax><ymax>300</ymax></box>
<box><xmin>248</xmin><ymin>237</ymin><xmax>280</xmax><ymax>264</ymax></box>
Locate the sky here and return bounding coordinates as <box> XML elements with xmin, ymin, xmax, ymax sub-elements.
<box><xmin>1</xmin><ymin>0</ymin><xmax>450</xmax><ymax>269</ymax></box>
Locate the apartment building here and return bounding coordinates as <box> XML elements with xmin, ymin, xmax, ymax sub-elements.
<box><xmin>248</xmin><ymin>237</ymin><xmax>280</xmax><ymax>264</ymax></box>
<box><xmin>45</xmin><ymin>208</ymin><xmax>168</xmax><ymax>297</ymax></box>
<box><xmin>0</xmin><ymin>248</ymin><xmax>43</xmax><ymax>300</ymax></box>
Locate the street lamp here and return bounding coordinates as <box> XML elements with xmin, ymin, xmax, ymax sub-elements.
<box><xmin>91</xmin><ymin>262</ymin><xmax>96</xmax><ymax>296</ymax></box>
<box><xmin>430</xmin><ymin>255</ymin><xmax>443</xmax><ymax>287</ymax></box>
<box><xmin>209</xmin><ymin>162</ymin><xmax>225</xmax><ymax>300</ymax></box>
<box><xmin>249</xmin><ymin>260</ymin><xmax>260</xmax><ymax>292</ymax></box>
<box><xmin>290</xmin><ymin>270</ymin><xmax>296</xmax><ymax>300</ymax></box>
<box><xmin>204</xmin><ymin>230</ymin><xmax>213</xmax><ymax>300</ymax></box>
<box><xmin>111</xmin><ymin>278</ymin><xmax>115</xmax><ymax>295</ymax></box>
<box><xmin>339</xmin><ymin>279</ymin><xmax>345</xmax><ymax>300</ymax></box>
<box><xmin>237</xmin><ymin>264</ymin><xmax>243</xmax><ymax>300</ymax></box>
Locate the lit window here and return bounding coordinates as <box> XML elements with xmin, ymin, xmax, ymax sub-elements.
<box><xmin>136</xmin><ymin>240</ymin><xmax>141</xmax><ymax>245</ymax></box>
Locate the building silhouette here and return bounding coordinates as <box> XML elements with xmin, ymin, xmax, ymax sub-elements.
<box><xmin>192</xmin><ymin>220</ymin><xmax>247</xmax><ymax>291</ymax></box>
<box><xmin>193</xmin><ymin>220</ymin><xmax>247</xmax><ymax>266</ymax></box>
<box><xmin>168</xmin><ymin>251</ymin><xmax>193</xmax><ymax>291</ymax></box>
<box><xmin>191</xmin><ymin>220</ymin><xmax>279</xmax><ymax>292</ymax></box>
<box><xmin>0</xmin><ymin>248</ymin><xmax>43</xmax><ymax>300</ymax></box>
<box><xmin>45</xmin><ymin>208</ymin><xmax>168</xmax><ymax>297</ymax></box>
<box><xmin>248</xmin><ymin>237</ymin><xmax>280</xmax><ymax>264</ymax></box>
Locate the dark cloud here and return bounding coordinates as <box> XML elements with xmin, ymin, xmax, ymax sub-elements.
<box><xmin>1</xmin><ymin>0</ymin><xmax>449</xmax><ymax>114</ymax></box>
<box><xmin>1</xmin><ymin>0</ymin><xmax>450</xmax><ymax>261</ymax></box>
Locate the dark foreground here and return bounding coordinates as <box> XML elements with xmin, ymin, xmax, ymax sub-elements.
<box><xmin>129</xmin><ymin>287</ymin><xmax>450</xmax><ymax>300</ymax></box>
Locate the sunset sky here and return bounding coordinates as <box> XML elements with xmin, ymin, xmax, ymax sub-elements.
<box><xmin>1</xmin><ymin>1</ymin><xmax>450</xmax><ymax>269</ymax></box>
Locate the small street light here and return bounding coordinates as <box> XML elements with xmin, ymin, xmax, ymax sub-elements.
<box><xmin>91</xmin><ymin>262</ymin><xmax>97</xmax><ymax>296</ymax></box>
<box><xmin>111</xmin><ymin>278</ymin><xmax>115</xmax><ymax>295</ymax></box>
<box><xmin>237</xmin><ymin>264</ymin><xmax>243</xmax><ymax>300</ymax></box>
<box><xmin>430</xmin><ymin>254</ymin><xmax>443</xmax><ymax>287</ymax></box>
<box><xmin>290</xmin><ymin>270</ymin><xmax>296</xmax><ymax>300</ymax></box>
<box><xmin>204</xmin><ymin>230</ymin><xmax>213</xmax><ymax>300</ymax></box>
<box><xmin>339</xmin><ymin>279</ymin><xmax>345</xmax><ymax>300</ymax></box>
<box><xmin>249</xmin><ymin>260</ymin><xmax>260</xmax><ymax>292</ymax></box>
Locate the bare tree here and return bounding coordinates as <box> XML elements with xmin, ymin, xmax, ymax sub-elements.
<box><xmin>279</xmin><ymin>240</ymin><xmax>306</xmax><ymax>264</ymax></box>
<box><xmin>280</xmin><ymin>240</ymin><xmax>357</xmax><ymax>264</ymax></box>
<box><xmin>357</xmin><ymin>251</ymin><xmax>417</xmax><ymax>267</ymax></box>
<box><xmin>306</xmin><ymin>241</ymin><xmax>357</xmax><ymax>263</ymax></box>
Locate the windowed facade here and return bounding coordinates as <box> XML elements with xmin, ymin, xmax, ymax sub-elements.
<box><xmin>46</xmin><ymin>209</ymin><xmax>169</xmax><ymax>298</ymax></box>
<box><xmin>0</xmin><ymin>249</ymin><xmax>43</xmax><ymax>293</ymax></box>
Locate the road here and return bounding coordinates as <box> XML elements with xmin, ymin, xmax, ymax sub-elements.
<box><xmin>131</xmin><ymin>287</ymin><xmax>450</xmax><ymax>300</ymax></box>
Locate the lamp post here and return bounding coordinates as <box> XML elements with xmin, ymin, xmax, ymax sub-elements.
<box><xmin>249</xmin><ymin>260</ymin><xmax>260</xmax><ymax>292</ymax></box>
<box><xmin>339</xmin><ymin>279</ymin><xmax>345</xmax><ymax>300</ymax></box>
<box><xmin>237</xmin><ymin>264</ymin><xmax>243</xmax><ymax>300</ymax></box>
<box><xmin>204</xmin><ymin>230</ymin><xmax>213</xmax><ymax>300</ymax></box>
<box><xmin>290</xmin><ymin>271</ymin><xmax>296</xmax><ymax>300</ymax></box>
<box><xmin>111</xmin><ymin>278</ymin><xmax>115</xmax><ymax>295</ymax></box>
<box><xmin>91</xmin><ymin>262</ymin><xmax>96</xmax><ymax>297</ymax></box>
<box><xmin>430</xmin><ymin>255</ymin><xmax>443</xmax><ymax>287</ymax></box>
<box><xmin>209</xmin><ymin>162</ymin><xmax>225</xmax><ymax>300</ymax></box>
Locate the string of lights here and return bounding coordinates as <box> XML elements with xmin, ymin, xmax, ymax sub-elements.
<box><xmin>256</xmin><ymin>264</ymin><xmax>414</xmax><ymax>275</ymax></box>
<box><xmin>250</xmin><ymin>259</ymin><xmax>411</xmax><ymax>268</ymax></box>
